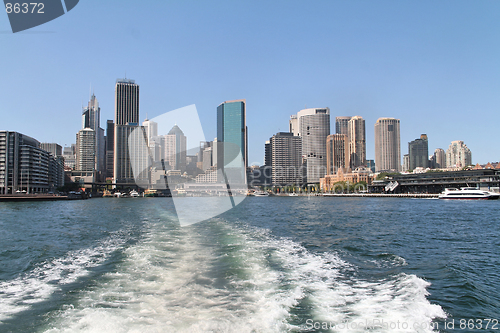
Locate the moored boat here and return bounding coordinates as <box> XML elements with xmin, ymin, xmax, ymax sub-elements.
<box><xmin>439</xmin><ymin>187</ymin><xmax>500</xmax><ymax>200</ymax></box>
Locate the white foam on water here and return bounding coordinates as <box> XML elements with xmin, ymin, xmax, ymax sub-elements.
<box><xmin>0</xmin><ymin>234</ymin><xmax>127</xmax><ymax>323</ymax></box>
<box><xmin>43</xmin><ymin>220</ymin><xmax>446</xmax><ymax>333</ymax></box>
<box><xmin>45</xmin><ymin>220</ymin><xmax>302</xmax><ymax>333</ymax></box>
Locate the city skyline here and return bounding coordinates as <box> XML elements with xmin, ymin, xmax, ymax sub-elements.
<box><xmin>2</xmin><ymin>1</ymin><xmax>500</xmax><ymax>165</ymax></box>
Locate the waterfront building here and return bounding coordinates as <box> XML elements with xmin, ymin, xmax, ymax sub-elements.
<box><xmin>408</xmin><ymin>134</ymin><xmax>428</xmax><ymax>170</ymax></box>
<box><xmin>292</xmin><ymin>107</ymin><xmax>330</xmax><ymax>183</ymax></box>
<box><xmin>270</xmin><ymin>132</ymin><xmax>303</xmax><ymax>186</ymax></box>
<box><xmin>48</xmin><ymin>155</ymin><xmax>65</xmax><ymax>189</ymax></box>
<box><xmin>335</xmin><ymin>116</ymin><xmax>351</xmax><ymax>136</ymax></box>
<box><xmin>326</xmin><ymin>134</ymin><xmax>349</xmax><ymax>175</ymax></box>
<box><xmin>114</xmin><ymin>79</ymin><xmax>140</xmax><ymax>184</ymax></box>
<box><xmin>320</xmin><ymin>167</ymin><xmax>373</xmax><ymax>192</ymax></box>
<box><xmin>41</xmin><ymin>143</ymin><xmax>64</xmax><ymax>188</ymax></box>
<box><xmin>106</xmin><ymin>120</ymin><xmax>114</xmax><ymax>179</ymax></box>
<box><xmin>369</xmin><ymin>168</ymin><xmax>499</xmax><ymax>194</ymax></box>
<box><xmin>374</xmin><ymin>118</ymin><xmax>401</xmax><ymax>172</ymax></box>
<box><xmin>433</xmin><ymin>148</ymin><xmax>446</xmax><ymax>169</ymax></box>
<box><xmin>348</xmin><ymin>116</ymin><xmax>366</xmax><ymax>168</ymax></box>
<box><xmin>41</xmin><ymin>143</ymin><xmax>62</xmax><ymax>157</ymax></box>
<box><xmin>0</xmin><ymin>131</ymin><xmax>50</xmax><ymax>194</ymax></box>
<box><xmin>446</xmin><ymin>140</ymin><xmax>472</xmax><ymax>168</ymax></box>
<box><xmin>217</xmin><ymin>99</ymin><xmax>247</xmax><ymax>184</ymax></box>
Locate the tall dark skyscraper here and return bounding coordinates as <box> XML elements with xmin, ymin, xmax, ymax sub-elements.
<box><xmin>115</xmin><ymin>79</ymin><xmax>139</xmax><ymax>125</ymax></box>
<box><xmin>217</xmin><ymin>100</ymin><xmax>248</xmax><ymax>183</ymax></box>
<box><xmin>114</xmin><ymin>79</ymin><xmax>141</xmax><ymax>183</ymax></box>
<box><xmin>408</xmin><ymin>134</ymin><xmax>429</xmax><ymax>170</ymax></box>
<box><xmin>106</xmin><ymin>120</ymin><xmax>114</xmax><ymax>179</ymax></box>
<box><xmin>270</xmin><ymin>132</ymin><xmax>303</xmax><ymax>186</ymax></box>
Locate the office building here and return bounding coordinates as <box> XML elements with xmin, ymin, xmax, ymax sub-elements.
<box><xmin>446</xmin><ymin>141</ymin><xmax>472</xmax><ymax>168</ymax></box>
<box><xmin>162</xmin><ymin>125</ymin><xmax>187</xmax><ymax>172</ymax></box>
<box><xmin>142</xmin><ymin>117</ymin><xmax>158</xmax><ymax>147</ymax></box>
<box><xmin>335</xmin><ymin>116</ymin><xmax>351</xmax><ymax>136</ymax></box>
<box><xmin>114</xmin><ymin>79</ymin><xmax>140</xmax><ymax>183</ymax></box>
<box><xmin>115</xmin><ymin>79</ymin><xmax>139</xmax><ymax>125</ymax></box>
<box><xmin>75</xmin><ymin>94</ymin><xmax>105</xmax><ymax>181</ymax></box>
<box><xmin>76</xmin><ymin>128</ymin><xmax>96</xmax><ymax>172</ymax></box>
<box><xmin>292</xmin><ymin>107</ymin><xmax>330</xmax><ymax>183</ymax></box>
<box><xmin>433</xmin><ymin>148</ymin><xmax>446</xmax><ymax>169</ymax></box>
<box><xmin>0</xmin><ymin>131</ymin><xmax>50</xmax><ymax>194</ymax></box>
<box><xmin>41</xmin><ymin>143</ymin><xmax>62</xmax><ymax>157</ymax></box>
<box><xmin>270</xmin><ymin>132</ymin><xmax>303</xmax><ymax>186</ymax></box>
<box><xmin>63</xmin><ymin>145</ymin><xmax>76</xmax><ymax>170</ymax></box>
<box><xmin>403</xmin><ymin>154</ymin><xmax>410</xmax><ymax>172</ymax></box>
<box><xmin>264</xmin><ymin>140</ymin><xmax>271</xmax><ymax>167</ymax></box>
<box><xmin>326</xmin><ymin>134</ymin><xmax>349</xmax><ymax>175</ymax></box>
<box><xmin>366</xmin><ymin>160</ymin><xmax>375</xmax><ymax>173</ymax></box>
<box><xmin>347</xmin><ymin>116</ymin><xmax>366</xmax><ymax>168</ymax></box>
<box><xmin>106</xmin><ymin>120</ymin><xmax>114</xmax><ymax>179</ymax></box>
<box><xmin>374</xmin><ymin>118</ymin><xmax>401</xmax><ymax>172</ymax></box>
<box><xmin>115</xmin><ymin>124</ymin><xmax>149</xmax><ymax>184</ymax></box>
<box><xmin>217</xmin><ymin>99</ymin><xmax>247</xmax><ymax>183</ymax></box>
<box><xmin>408</xmin><ymin>134</ymin><xmax>428</xmax><ymax>170</ymax></box>
<box><xmin>289</xmin><ymin>115</ymin><xmax>299</xmax><ymax>136</ymax></box>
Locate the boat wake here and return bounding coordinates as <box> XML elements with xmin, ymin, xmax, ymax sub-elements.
<box><xmin>38</xmin><ymin>219</ymin><xmax>446</xmax><ymax>333</ymax></box>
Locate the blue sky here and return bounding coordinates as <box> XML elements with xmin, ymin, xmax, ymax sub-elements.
<box><xmin>1</xmin><ymin>0</ymin><xmax>499</xmax><ymax>165</ymax></box>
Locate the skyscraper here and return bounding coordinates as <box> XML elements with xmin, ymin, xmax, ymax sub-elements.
<box><xmin>270</xmin><ymin>132</ymin><xmax>303</xmax><ymax>186</ymax></box>
<box><xmin>41</xmin><ymin>143</ymin><xmax>62</xmax><ymax>157</ymax></box>
<box><xmin>326</xmin><ymin>134</ymin><xmax>349</xmax><ymax>175</ymax></box>
<box><xmin>433</xmin><ymin>148</ymin><xmax>446</xmax><ymax>169</ymax></box>
<box><xmin>217</xmin><ymin>99</ymin><xmax>247</xmax><ymax>183</ymax></box>
<box><xmin>347</xmin><ymin>116</ymin><xmax>366</xmax><ymax>169</ymax></box>
<box><xmin>446</xmin><ymin>141</ymin><xmax>471</xmax><ymax>168</ymax></box>
<box><xmin>115</xmin><ymin>79</ymin><xmax>139</xmax><ymax>125</ymax></box>
<box><xmin>76</xmin><ymin>128</ymin><xmax>96</xmax><ymax>172</ymax></box>
<box><xmin>106</xmin><ymin>120</ymin><xmax>114</xmax><ymax>179</ymax></box>
<box><xmin>335</xmin><ymin>116</ymin><xmax>351</xmax><ymax>136</ymax></box>
<box><xmin>408</xmin><ymin>134</ymin><xmax>428</xmax><ymax>170</ymax></box>
<box><xmin>78</xmin><ymin>94</ymin><xmax>105</xmax><ymax>178</ymax></box>
<box><xmin>374</xmin><ymin>118</ymin><xmax>401</xmax><ymax>172</ymax></box>
<box><xmin>162</xmin><ymin>125</ymin><xmax>187</xmax><ymax>171</ymax></box>
<box><xmin>114</xmin><ymin>79</ymin><xmax>140</xmax><ymax>183</ymax></box>
<box><xmin>293</xmin><ymin>108</ymin><xmax>330</xmax><ymax>183</ymax></box>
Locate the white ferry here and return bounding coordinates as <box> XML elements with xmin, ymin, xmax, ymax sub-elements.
<box><xmin>439</xmin><ymin>187</ymin><xmax>500</xmax><ymax>200</ymax></box>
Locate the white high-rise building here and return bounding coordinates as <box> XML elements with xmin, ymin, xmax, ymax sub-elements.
<box><xmin>374</xmin><ymin>118</ymin><xmax>401</xmax><ymax>172</ymax></box>
<box><xmin>161</xmin><ymin>125</ymin><xmax>187</xmax><ymax>172</ymax></box>
<box><xmin>446</xmin><ymin>141</ymin><xmax>471</xmax><ymax>168</ymax></box>
<box><xmin>78</xmin><ymin>94</ymin><xmax>105</xmax><ymax>178</ymax></box>
<box><xmin>292</xmin><ymin>108</ymin><xmax>330</xmax><ymax>183</ymax></box>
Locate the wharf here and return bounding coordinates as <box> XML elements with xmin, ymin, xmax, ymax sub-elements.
<box><xmin>322</xmin><ymin>193</ymin><xmax>439</xmax><ymax>198</ymax></box>
<box><xmin>0</xmin><ymin>194</ymin><xmax>87</xmax><ymax>201</ymax></box>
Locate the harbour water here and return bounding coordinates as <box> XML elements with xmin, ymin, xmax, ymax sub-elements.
<box><xmin>0</xmin><ymin>197</ymin><xmax>499</xmax><ymax>332</ymax></box>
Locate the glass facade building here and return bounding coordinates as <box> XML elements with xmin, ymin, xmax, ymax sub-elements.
<box><xmin>217</xmin><ymin>100</ymin><xmax>247</xmax><ymax>184</ymax></box>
